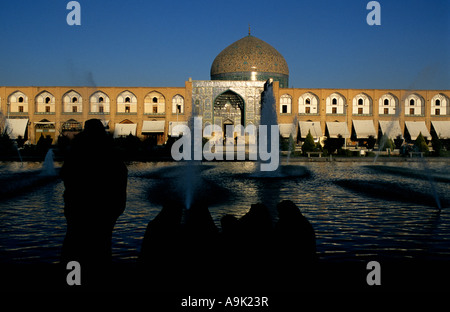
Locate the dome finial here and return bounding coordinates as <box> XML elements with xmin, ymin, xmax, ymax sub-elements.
<box><xmin>248</xmin><ymin>24</ymin><xmax>251</xmax><ymax>36</ymax></box>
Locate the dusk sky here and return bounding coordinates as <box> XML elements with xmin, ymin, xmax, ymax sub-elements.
<box><xmin>0</xmin><ymin>0</ymin><xmax>448</xmax><ymax>89</ymax></box>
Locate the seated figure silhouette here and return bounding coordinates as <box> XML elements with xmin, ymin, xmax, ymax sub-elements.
<box><xmin>275</xmin><ymin>200</ymin><xmax>316</xmax><ymax>260</ymax></box>
<box><xmin>274</xmin><ymin>200</ymin><xmax>317</xmax><ymax>288</ymax></box>
<box><xmin>220</xmin><ymin>214</ymin><xmax>241</xmax><ymax>248</ymax></box>
<box><xmin>60</xmin><ymin>119</ymin><xmax>127</xmax><ymax>270</ymax></box>
<box><xmin>218</xmin><ymin>214</ymin><xmax>241</xmax><ymax>287</ymax></box>
<box><xmin>140</xmin><ymin>201</ymin><xmax>183</xmax><ymax>264</ymax></box>
<box><xmin>239</xmin><ymin>203</ymin><xmax>273</xmax><ymax>240</ymax></box>
<box><xmin>182</xmin><ymin>201</ymin><xmax>219</xmax><ymax>288</ymax></box>
<box><xmin>236</xmin><ymin>203</ymin><xmax>274</xmax><ymax>289</ymax></box>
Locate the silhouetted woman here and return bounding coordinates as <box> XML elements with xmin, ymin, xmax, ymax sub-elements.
<box><xmin>60</xmin><ymin>119</ymin><xmax>127</xmax><ymax>268</ymax></box>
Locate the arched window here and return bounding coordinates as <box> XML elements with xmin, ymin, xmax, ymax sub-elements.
<box><xmin>63</xmin><ymin>91</ymin><xmax>82</xmax><ymax>113</ymax></box>
<box><xmin>298</xmin><ymin>92</ymin><xmax>319</xmax><ymax>115</ymax></box>
<box><xmin>172</xmin><ymin>95</ymin><xmax>184</xmax><ymax>114</ymax></box>
<box><xmin>9</xmin><ymin>91</ymin><xmax>29</xmax><ymax>113</ymax></box>
<box><xmin>353</xmin><ymin>93</ymin><xmax>372</xmax><ymax>115</ymax></box>
<box><xmin>379</xmin><ymin>93</ymin><xmax>398</xmax><ymax>115</ymax></box>
<box><xmin>280</xmin><ymin>94</ymin><xmax>292</xmax><ymax>114</ymax></box>
<box><xmin>431</xmin><ymin>94</ymin><xmax>448</xmax><ymax>116</ymax></box>
<box><xmin>405</xmin><ymin>94</ymin><xmax>424</xmax><ymax>116</ymax></box>
<box><xmin>117</xmin><ymin>91</ymin><xmax>137</xmax><ymax>113</ymax></box>
<box><xmin>144</xmin><ymin>91</ymin><xmax>165</xmax><ymax>114</ymax></box>
<box><xmin>90</xmin><ymin>91</ymin><xmax>110</xmax><ymax>113</ymax></box>
<box><xmin>326</xmin><ymin>93</ymin><xmax>346</xmax><ymax>114</ymax></box>
<box><xmin>35</xmin><ymin>91</ymin><xmax>56</xmax><ymax>113</ymax></box>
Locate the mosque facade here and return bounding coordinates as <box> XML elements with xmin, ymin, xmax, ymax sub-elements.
<box><xmin>1</xmin><ymin>34</ymin><xmax>449</xmax><ymax>146</ymax></box>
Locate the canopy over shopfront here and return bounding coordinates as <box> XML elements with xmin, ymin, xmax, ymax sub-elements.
<box><xmin>379</xmin><ymin>120</ymin><xmax>402</xmax><ymax>139</ymax></box>
<box><xmin>352</xmin><ymin>120</ymin><xmax>376</xmax><ymax>139</ymax></box>
<box><xmin>405</xmin><ymin>121</ymin><xmax>431</xmax><ymax>140</ymax></box>
<box><xmin>5</xmin><ymin>118</ymin><xmax>28</xmax><ymax>139</ymax></box>
<box><xmin>326</xmin><ymin>122</ymin><xmax>350</xmax><ymax>138</ymax></box>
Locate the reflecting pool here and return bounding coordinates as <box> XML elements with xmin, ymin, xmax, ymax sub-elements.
<box><xmin>1</xmin><ymin>160</ymin><xmax>449</xmax><ymax>266</ymax></box>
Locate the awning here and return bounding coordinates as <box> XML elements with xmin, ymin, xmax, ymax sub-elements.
<box><xmin>405</xmin><ymin>121</ymin><xmax>431</xmax><ymax>140</ymax></box>
<box><xmin>169</xmin><ymin>121</ymin><xmax>188</xmax><ymax>137</ymax></box>
<box><xmin>114</xmin><ymin>123</ymin><xmax>137</xmax><ymax>138</ymax></box>
<box><xmin>142</xmin><ymin>121</ymin><xmax>165</xmax><ymax>133</ymax></box>
<box><xmin>352</xmin><ymin>120</ymin><xmax>376</xmax><ymax>139</ymax></box>
<box><xmin>278</xmin><ymin>124</ymin><xmax>296</xmax><ymax>138</ymax></box>
<box><xmin>299</xmin><ymin>121</ymin><xmax>322</xmax><ymax>138</ymax></box>
<box><xmin>326</xmin><ymin>122</ymin><xmax>350</xmax><ymax>138</ymax></box>
<box><xmin>5</xmin><ymin>119</ymin><xmax>28</xmax><ymax>139</ymax></box>
<box><xmin>379</xmin><ymin>121</ymin><xmax>402</xmax><ymax>139</ymax></box>
<box><xmin>431</xmin><ymin>121</ymin><xmax>450</xmax><ymax>139</ymax></box>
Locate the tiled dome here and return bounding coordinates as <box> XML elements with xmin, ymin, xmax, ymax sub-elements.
<box><xmin>210</xmin><ymin>35</ymin><xmax>289</xmax><ymax>87</ymax></box>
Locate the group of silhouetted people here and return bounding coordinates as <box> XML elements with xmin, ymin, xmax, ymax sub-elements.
<box><xmin>137</xmin><ymin>199</ymin><xmax>317</xmax><ymax>290</ymax></box>
<box><xmin>60</xmin><ymin>119</ymin><xmax>317</xmax><ymax>290</ymax></box>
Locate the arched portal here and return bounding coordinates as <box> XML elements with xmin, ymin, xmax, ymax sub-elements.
<box><xmin>213</xmin><ymin>90</ymin><xmax>245</xmax><ymax>134</ymax></box>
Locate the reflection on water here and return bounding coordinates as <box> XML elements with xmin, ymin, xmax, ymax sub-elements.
<box><xmin>0</xmin><ymin>160</ymin><xmax>449</xmax><ymax>264</ymax></box>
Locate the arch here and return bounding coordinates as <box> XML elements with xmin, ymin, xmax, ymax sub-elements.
<box><xmin>62</xmin><ymin>119</ymin><xmax>83</xmax><ymax>132</ymax></box>
<box><xmin>90</xmin><ymin>91</ymin><xmax>110</xmax><ymax>113</ymax></box>
<box><xmin>326</xmin><ymin>92</ymin><xmax>346</xmax><ymax>114</ymax></box>
<box><xmin>213</xmin><ymin>90</ymin><xmax>245</xmax><ymax>131</ymax></box>
<box><xmin>172</xmin><ymin>94</ymin><xmax>185</xmax><ymax>114</ymax></box>
<box><xmin>280</xmin><ymin>94</ymin><xmax>292</xmax><ymax>114</ymax></box>
<box><xmin>431</xmin><ymin>93</ymin><xmax>449</xmax><ymax>116</ymax></box>
<box><xmin>8</xmin><ymin>90</ymin><xmax>29</xmax><ymax>113</ymax></box>
<box><xmin>117</xmin><ymin>90</ymin><xmax>137</xmax><ymax>113</ymax></box>
<box><xmin>352</xmin><ymin>93</ymin><xmax>372</xmax><ymax>115</ymax></box>
<box><xmin>35</xmin><ymin>118</ymin><xmax>56</xmax><ymax>142</ymax></box>
<box><xmin>379</xmin><ymin>93</ymin><xmax>399</xmax><ymax>115</ymax></box>
<box><xmin>62</xmin><ymin>90</ymin><xmax>83</xmax><ymax>113</ymax></box>
<box><xmin>144</xmin><ymin>91</ymin><xmax>165</xmax><ymax>114</ymax></box>
<box><xmin>404</xmin><ymin>93</ymin><xmax>424</xmax><ymax>116</ymax></box>
<box><xmin>35</xmin><ymin>91</ymin><xmax>55</xmax><ymax>114</ymax></box>
<box><xmin>298</xmin><ymin>92</ymin><xmax>319</xmax><ymax>114</ymax></box>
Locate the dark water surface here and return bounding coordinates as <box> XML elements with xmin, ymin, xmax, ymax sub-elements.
<box><xmin>1</xmin><ymin>160</ymin><xmax>449</xmax><ymax>266</ymax></box>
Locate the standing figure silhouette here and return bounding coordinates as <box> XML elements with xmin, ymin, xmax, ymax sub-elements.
<box><xmin>60</xmin><ymin>119</ymin><xmax>127</xmax><ymax>274</ymax></box>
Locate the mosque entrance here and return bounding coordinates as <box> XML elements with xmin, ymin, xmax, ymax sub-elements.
<box><xmin>213</xmin><ymin>90</ymin><xmax>245</xmax><ymax>139</ymax></box>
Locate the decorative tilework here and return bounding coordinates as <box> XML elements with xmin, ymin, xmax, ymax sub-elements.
<box><xmin>211</xmin><ymin>35</ymin><xmax>289</xmax><ymax>79</ymax></box>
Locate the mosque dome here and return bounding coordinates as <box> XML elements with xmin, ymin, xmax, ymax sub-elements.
<box><xmin>210</xmin><ymin>35</ymin><xmax>289</xmax><ymax>88</ymax></box>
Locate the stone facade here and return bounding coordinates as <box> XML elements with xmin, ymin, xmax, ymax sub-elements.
<box><xmin>1</xmin><ymin>82</ymin><xmax>449</xmax><ymax>144</ymax></box>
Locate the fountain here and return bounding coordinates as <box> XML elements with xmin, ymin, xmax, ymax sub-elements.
<box><xmin>0</xmin><ymin>148</ymin><xmax>59</xmax><ymax>200</ymax></box>
<box><xmin>249</xmin><ymin>79</ymin><xmax>309</xmax><ymax>179</ymax></box>
<box><xmin>40</xmin><ymin>148</ymin><xmax>57</xmax><ymax>176</ymax></box>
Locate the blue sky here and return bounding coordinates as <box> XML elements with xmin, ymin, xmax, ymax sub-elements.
<box><xmin>0</xmin><ymin>0</ymin><xmax>448</xmax><ymax>89</ymax></box>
